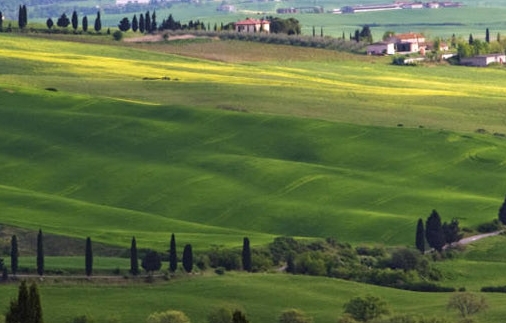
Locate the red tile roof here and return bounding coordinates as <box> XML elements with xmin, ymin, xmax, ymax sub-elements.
<box><xmin>235</xmin><ymin>18</ymin><xmax>270</xmax><ymax>26</ymax></box>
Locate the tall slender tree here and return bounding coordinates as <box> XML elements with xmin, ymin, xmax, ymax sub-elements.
<box><xmin>71</xmin><ymin>10</ymin><xmax>78</xmax><ymax>31</ymax></box>
<box><xmin>498</xmin><ymin>195</ymin><xmax>506</xmax><ymax>225</ymax></box>
<box><xmin>17</xmin><ymin>280</ymin><xmax>29</xmax><ymax>323</ymax></box>
<box><xmin>28</xmin><ymin>282</ymin><xmax>43</xmax><ymax>323</ymax></box>
<box><xmin>486</xmin><ymin>28</ymin><xmax>490</xmax><ymax>43</ymax></box>
<box><xmin>130</xmin><ymin>236</ymin><xmax>139</xmax><ymax>276</ymax></box>
<box><xmin>132</xmin><ymin>14</ymin><xmax>138</xmax><ymax>32</ymax></box>
<box><xmin>18</xmin><ymin>5</ymin><xmax>24</xmax><ymax>29</ymax></box>
<box><xmin>145</xmin><ymin>11</ymin><xmax>151</xmax><ymax>33</ymax></box>
<box><xmin>11</xmin><ymin>235</ymin><xmax>18</xmax><ymax>276</ymax></box>
<box><xmin>0</xmin><ymin>11</ymin><xmax>4</xmax><ymax>31</ymax></box>
<box><xmin>241</xmin><ymin>237</ymin><xmax>252</xmax><ymax>272</ymax></box>
<box><xmin>46</xmin><ymin>18</ymin><xmax>53</xmax><ymax>30</ymax></box>
<box><xmin>425</xmin><ymin>210</ymin><xmax>445</xmax><ymax>252</ymax></box>
<box><xmin>182</xmin><ymin>244</ymin><xmax>193</xmax><ymax>273</ymax></box>
<box><xmin>36</xmin><ymin>229</ymin><xmax>44</xmax><ymax>277</ymax></box>
<box><xmin>81</xmin><ymin>16</ymin><xmax>88</xmax><ymax>32</ymax></box>
<box><xmin>85</xmin><ymin>237</ymin><xmax>93</xmax><ymax>277</ymax></box>
<box><xmin>151</xmin><ymin>10</ymin><xmax>157</xmax><ymax>31</ymax></box>
<box><xmin>94</xmin><ymin>11</ymin><xmax>101</xmax><ymax>33</ymax></box>
<box><xmin>139</xmin><ymin>13</ymin><xmax>145</xmax><ymax>33</ymax></box>
<box><xmin>169</xmin><ymin>233</ymin><xmax>177</xmax><ymax>272</ymax></box>
<box><xmin>468</xmin><ymin>33</ymin><xmax>474</xmax><ymax>45</ymax></box>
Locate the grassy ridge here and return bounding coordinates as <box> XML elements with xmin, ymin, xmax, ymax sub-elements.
<box><xmin>0</xmin><ymin>273</ymin><xmax>497</xmax><ymax>323</ymax></box>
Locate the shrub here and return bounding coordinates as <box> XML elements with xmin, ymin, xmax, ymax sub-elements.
<box><xmin>112</xmin><ymin>30</ymin><xmax>123</xmax><ymax>41</ymax></box>
<box><xmin>447</xmin><ymin>292</ymin><xmax>488</xmax><ymax>318</ymax></box>
<box><xmin>207</xmin><ymin>307</ymin><xmax>232</xmax><ymax>323</ymax></box>
<box><xmin>278</xmin><ymin>309</ymin><xmax>313</xmax><ymax>323</ymax></box>
<box><xmin>343</xmin><ymin>295</ymin><xmax>390</xmax><ymax>322</ymax></box>
<box><xmin>70</xmin><ymin>315</ymin><xmax>94</xmax><ymax>323</ymax></box>
<box><xmin>146</xmin><ymin>310</ymin><xmax>190</xmax><ymax>323</ymax></box>
<box><xmin>477</xmin><ymin>219</ymin><xmax>501</xmax><ymax>233</ymax></box>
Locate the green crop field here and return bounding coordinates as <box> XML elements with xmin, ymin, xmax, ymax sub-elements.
<box><xmin>2</xmin><ymin>32</ymin><xmax>506</xmax><ymax>323</ymax></box>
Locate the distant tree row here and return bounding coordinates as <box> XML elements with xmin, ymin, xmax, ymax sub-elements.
<box><xmin>46</xmin><ymin>10</ymin><xmax>102</xmax><ymax>33</ymax></box>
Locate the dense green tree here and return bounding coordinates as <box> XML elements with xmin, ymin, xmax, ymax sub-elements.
<box><xmin>354</xmin><ymin>29</ymin><xmax>360</xmax><ymax>42</ymax></box>
<box><xmin>486</xmin><ymin>28</ymin><xmax>490</xmax><ymax>43</ymax></box>
<box><xmin>169</xmin><ymin>233</ymin><xmax>177</xmax><ymax>272</ymax></box>
<box><xmin>28</xmin><ymin>282</ymin><xmax>43</xmax><ymax>323</ymax></box>
<box><xmin>343</xmin><ymin>295</ymin><xmax>389</xmax><ymax>322</ymax></box>
<box><xmin>118</xmin><ymin>17</ymin><xmax>130</xmax><ymax>32</ymax></box>
<box><xmin>46</xmin><ymin>18</ymin><xmax>53</xmax><ymax>30</ymax></box>
<box><xmin>497</xmin><ymin>32</ymin><xmax>501</xmax><ymax>42</ymax></box>
<box><xmin>132</xmin><ymin>14</ymin><xmax>138</xmax><ymax>32</ymax></box>
<box><xmin>425</xmin><ymin>210</ymin><xmax>445</xmax><ymax>252</ymax></box>
<box><xmin>390</xmin><ymin>248</ymin><xmax>420</xmax><ymax>272</ymax></box>
<box><xmin>71</xmin><ymin>10</ymin><xmax>78</xmax><ymax>31</ymax></box>
<box><xmin>312</xmin><ymin>26</ymin><xmax>315</xmax><ymax>37</ymax></box>
<box><xmin>0</xmin><ymin>11</ymin><xmax>3</xmax><ymax>31</ymax></box>
<box><xmin>6</xmin><ymin>281</ymin><xmax>31</xmax><ymax>323</ymax></box>
<box><xmin>241</xmin><ymin>237</ymin><xmax>252</xmax><ymax>272</ymax></box>
<box><xmin>57</xmin><ymin>13</ymin><xmax>70</xmax><ymax>28</ymax></box>
<box><xmin>267</xmin><ymin>16</ymin><xmax>301</xmax><ymax>35</ymax></box>
<box><xmin>359</xmin><ymin>25</ymin><xmax>373</xmax><ymax>43</ymax></box>
<box><xmin>278</xmin><ymin>309</ymin><xmax>313</xmax><ymax>323</ymax></box>
<box><xmin>182</xmin><ymin>244</ymin><xmax>193</xmax><ymax>273</ymax></box>
<box><xmin>11</xmin><ymin>235</ymin><xmax>18</xmax><ymax>276</ymax></box>
<box><xmin>94</xmin><ymin>11</ymin><xmax>101</xmax><ymax>33</ymax></box>
<box><xmin>320</xmin><ymin>27</ymin><xmax>323</xmax><ymax>37</ymax></box>
<box><xmin>286</xmin><ymin>252</ymin><xmax>295</xmax><ymax>274</ymax></box>
<box><xmin>468</xmin><ymin>33</ymin><xmax>474</xmax><ymax>45</ymax></box>
<box><xmin>415</xmin><ymin>218</ymin><xmax>425</xmax><ymax>253</ymax></box>
<box><xmin>82</xmin><ymin>16</ymin><xmax>88</xmax><ymax>32</ymax></box>
<box><xmin>442</xmin><ymin>218</ymin><xmax>462</xmax><ymax>245</ymax></box>
<box><xmin>130</xmin><ymin>236</ymin><xmax>139</xmax><ymax>276</ymax></box>
<box><xmin>139</xmin><ymin>13</ymin><xmax>145</xmax><ymax>33</ymax></box>
<box><xmin>37</xmin><ymin>229</ymin><xmax>44</xmax><ymax>276</ymax></box>
<box><xmin>141</xmin><ymin>250</ymin><xmax>161</xmax><ymax>275</ymax></box>
<box><xmin>85</xmin><ymin>237</ymin><xmax>93</xmax><ymax>277</ymax></box>
<box><xmin>232</xmin><ymin>310</ymin><xmax>249</xmax><ymax>323</ymax></box>
<box><xmin>498</xmin><ymin>195</ymin><xmax>506</xmax><ymax>225</ymax></box>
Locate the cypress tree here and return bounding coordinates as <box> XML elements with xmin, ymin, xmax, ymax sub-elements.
<box><xmin>82</xmin><ymin>16</ymin><xmax>88</xmax><ymax>32</ymax></box>
<box><xmin>23</xmin><ymin>5</ymin><xmax>27</xmax><ymax>28</ymax></box>
<box><xmin>320</xmin><ymin>26</ymin><xmax>323</xmax><ymax>37</ymax></box>
<box><xmin>468</xmin><ymin>33</ymin><xmax>474</xmax><ymax>45</ymax></box>
<box><xmin>46</xmin><ymin>18</ymin><xmax>53</xmax><ymax>30</ymax></box>
<box><xmin>18</xmin><ymin>5</ymin><xmax>23</xmax><ymax>29</ymax></box>
<box><xmin>130</xmin><ymin>236</ymin><xmax>139</xmax><ymax>276</ymax></box>
<box><xmin>486</xmin><ymin>28</ymin><xmax>490</xmax><ymax>43</ymax></box>
<box><xmin>182</xmin><ymin>244</ymin><xmax>193</xmax><ymax>273</ymax></box>
<box><xmin>498</xmin><ymin>195</ymin><xmax>506</xmax><ymax>225</ymax></box>
<box><xmin>71</xmin><ymin>10</ymin><xmax>78</xmax><ymax>31</ymax></box>
<box><xmin>139</xmin><ymin>13</ymin><xmax>145</xmax><ymax>33</ymax></box>
<box><xmin>132</xmin><ymin>14</ymin><xmax>138</xmax><ymax>32</ymax></box>
<box><xmin>94</xmin><ymin>11</ymin><xmax>101</xmax><ymax>33</ymax></box>
<box><xmin>415</xmin><ymin>219</ymin><xmax>425</xmax><ymax>254</ymax></box>
<box><xmin>312</xmin><ymin>26</ymin><xmax>315</xmax><ymax>37</ymax></box>
<box><xmin>0</xmin><ymin>11</ymin><xmax>3</xmax><ymax>31</ymax></box>
<box><xmin>17</xmin><ymin>280</ymin><xmax>30</xmax><ymax>323</ymax></box>
<box><xmin>85</xmin><ymin>237</ymin><xmax>93</xmax><ymax>277</ymax></box>
<box><xmin>145</xmin><ymin>11</ymin><xmax>151</xmax><ymax>33</ymax></box>
<box><xmin>425</xmin><ymin>210</ymin><xmax>445</xmax><ymax>252</ymax></box>
<box><xmin>169</xmin><ymin>233</ymin><xmax>177</xmax><ymax>272</ymax></box>
<box><xmin>151</xmin><ymin>10</ymin><xmax>157</xmax><ymax>31</ymax></box>
<box><xmin>28</xmin><ymin>282</ymin><xmax>43</xmax><ymax>323</ymax></box>
<box><xmin>11</xmin><ymin>235</ymin><xmax>18</xmax><ymax>276</ymax></box>
<box><xmin>36</xmin><ymin>229</ymin><xmax>44</xmax><ymax>277</ymax></box>
<box><xmin>241</xmin><ymin>237</ymin><xmax>252</xmax><ymax>272</ymax></box>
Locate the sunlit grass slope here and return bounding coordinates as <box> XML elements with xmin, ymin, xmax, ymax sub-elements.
<box><xmin>1</xmin><ymin>83</ymin><xmax>506</xmax><ymax>250</ymax></box>
<box><xmin>3</xmin><ymin>34</ymin><xmax>506</xmax><ymax>134</ymax></box>
<box><xmin>0</xmin><ymin>273</ymin><xmax>503</xmax><ymax>323</ymax></box>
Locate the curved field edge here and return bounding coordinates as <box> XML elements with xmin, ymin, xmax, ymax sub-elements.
<box><xmin>1</xmin><ymin>86</ymin><xmax>506</xmax><ymax>249</ymax></box>
<box><xmin>0</xmin><ymin>273</ymin><xmax>503</xmax><ymax>323</ymax></box>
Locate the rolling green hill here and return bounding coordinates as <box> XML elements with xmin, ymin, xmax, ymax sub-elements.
<box><xmin>1</xmin><ymin>35</ymin><xmax>506</xmax><ymax>252</ymax></box>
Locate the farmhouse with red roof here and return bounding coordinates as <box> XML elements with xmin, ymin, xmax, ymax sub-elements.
<box><xmin>235</xmin><ymin>18</ymin><xmax>270</xmax><ymax>33</ymax></box>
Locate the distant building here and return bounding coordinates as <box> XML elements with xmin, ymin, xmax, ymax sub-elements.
<box><xmin>217</xmin><ymin>4</ymin><xmax>236</xmax><ymax>12</ymax></box>
<box><xmin>116</xmin><ymin>0</ymin><xmax>150</xmax><ymax>5</ymax></box>
<box><xmin>235</xmin><ymin>18</ymin><xmax>270</xmax><ymax>33</ymax></box>
<box><xmin>367</xmin><ymin>41</ymin><xmax>395</xmax><ymax>55</ymax></box>
<box><xmin>390</xmin><ymin>32</ymin><xmax>426</xmax><ymax>53</ymax></box>
<box><xmin>277</xmin><ymin>7</ymin><xmax>298</xmax><ymax>14</ymax></box>
<box><xmin>460</xmin><ymin>54</ymin><xmax>506</xmax><ymax>67</ymax></box>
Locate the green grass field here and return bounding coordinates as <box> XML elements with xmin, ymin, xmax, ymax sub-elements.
<box><xmin>2</xmin><ymin>32</ymin><xmax>506</xmax><ymax>323</ymax></box>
